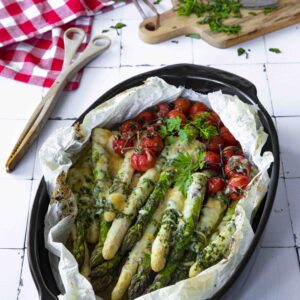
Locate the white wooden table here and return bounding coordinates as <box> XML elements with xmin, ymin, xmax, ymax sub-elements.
<box><xmin>1</xmin><ymin>3</ymin><xmax>300</xmax><ymax>300</ymax></box>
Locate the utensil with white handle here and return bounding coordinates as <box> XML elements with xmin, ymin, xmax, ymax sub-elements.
<box><xmin>6</xmin><ymin>28</ymin><xmax>111</xmax><ymax>172</ymax></box>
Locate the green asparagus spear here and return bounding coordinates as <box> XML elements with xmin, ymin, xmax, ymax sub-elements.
<box><xmin>121</xmin><ymin>167</ymin><xmax>176</xmax><ymax>252</ymax></box>
<box><xmin>92</xmin><ymin>273</ymin><xmax>114</xmax><ymax>293</ymax></box>
<box><xmin>91</xmin><ymin>251</ymin><xmax>124</xmax><ymax>278</ymax></box>
<box><xmin>189</xmin><ymin>201</ymin><xmax>237</xmax><ymax>277</ymax></box>
<box><xmin>170</xmin><ymin>192</ymin><xmax>228</xmax><ymax>283</ymax></box>
<box><xmin>128</xmin><ymin>252</ymin><xmax>153</xmax><ymax>300</ymax></box>
<box><xmin>90</xmin><ymin>215</ymin><xmax>110</xmax><ymax>267</ymax></box>
<box><xmin>146</xmin><ymin>172</ymin><xmax>207</xmax><ymax>293</ymax></box>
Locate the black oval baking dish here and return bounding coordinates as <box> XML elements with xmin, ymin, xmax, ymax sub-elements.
<box><xmin>28</xmin><ymin>64</ymin><xmax>280</xmax><ymax>300</ymax></box>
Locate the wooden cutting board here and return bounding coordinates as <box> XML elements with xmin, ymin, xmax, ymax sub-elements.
<box><xmin>139</xmin><ymin>0</ymin><xmax>300</xmax><ymax>48</ymax></box>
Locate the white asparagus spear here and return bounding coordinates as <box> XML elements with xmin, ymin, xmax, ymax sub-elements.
<box><xmin>151</xmin><ymin>186</ymin><xmax>185</xmax><ymax>272</ymax></box>
<box><xmin>111</xmin><ymin>188</ymin><xmax>169</xmax><ymax>300</ymax></box>
<box><xmin>105</xmin><ymin>150</ymin><xmax>135</xmax><ymax>221</ymax></box>
<box><xmin>102</xmin><ymin>168</ymin><xmax>159</xmax><ymax>260</ymax></box>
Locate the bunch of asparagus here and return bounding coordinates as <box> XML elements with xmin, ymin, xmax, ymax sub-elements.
<box><xmin>64</xmin><ymin>129</ymin><xmax>240</xmax><ymax>300</ymax></box>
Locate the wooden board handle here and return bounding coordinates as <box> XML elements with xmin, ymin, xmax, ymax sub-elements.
<box><xmin>139</xmin><ymin>10</ymin><xmax>200</xmax><ymax>44</ymax></box>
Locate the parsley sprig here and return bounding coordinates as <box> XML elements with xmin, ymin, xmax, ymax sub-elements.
<box><xmin>173</xmin><ymin>152</ymin><xmax>206</xmax><ymax>196</ymax></box>
<box><xmin>160</xmin><ymin>113</ymin><xmax>218</xmax><ymax>144</ymax></box>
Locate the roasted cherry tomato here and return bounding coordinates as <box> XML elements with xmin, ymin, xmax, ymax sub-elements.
<box><xmin>206</xmin><ymin>111</ymin><xmax>221</xmax><ymax>126</ymax></box>
<box><xmin>147</xmin><ymin>122</ymin><xmax>162</xmax><ymax>137</ymax></box>
<box><xmin>189</xmin><ymin>102</ymin><xmax>209</xmax><ymax>115</ymax></box>
<box><xmin>119</xmin><ymin>120</ymin><xmax>141</xmax><ymax>136</ymax></box>
<box><xmin>167</xmin><ymin>109</ymin><xmax>187</xmax><ymax>124</ymax></box>
<box><xmin>140</xmin><ymin>134</ymin><xmax>164</xmax><ymax>155</ymax></box>
<box><xmin>173</xmin><ymin>97</ymin><xmax>192</xmax><ymax>114</ymax></box>
<box><xmin>222</xmin><ymin>146</ymin><xmax>244</xmax><ymax>163</ymax></box>
<box><xmin>154</xmin><ymin>102</ymin><xmax>174</xmax><ymax>118</ymax></box>
<box><xmin>226</xmin><ymin>175</ymin><xmax>250</xmax><ymax>201</ymax></box>
<box><xmin>204</xmin><ymin>151</ymin><xmax>221</xmax><ymax>171</ymax></box>
<box><xmin>220</xmin><ymin>126</ymin><xmax>238</xmax><ymax>146</ymax></box>
<box><xmin>136</xmin><ymin>111</ymin><xmax>155</xmax><ymax>125</ymax></box>
<box><xmin>207</xmin><ymin>177</ymin><xmax>225</xmax><ymax>195</ymax></box>
<box><xmin>203</xmin><ymin>135</ymin><xmax>224</xmax><ymax>153</ymax></box>
<box><xmin>112</xmin><ymin>136</ymin><xmax>135</xmax><ymax>156</ymax></box>
<box><xmin>224</xmin><ymin>155</ymin><xmax>251</xmax><ymax>179</ymax></box>
<box><xmin>190</xmin><ymin>111</ymin><xmax>220</xmax><ymax>126</ymax></box>
<box><xmin>131</xmin><ymin>148</ymin><xmax>156</xmax><ymax>171</ymax></box>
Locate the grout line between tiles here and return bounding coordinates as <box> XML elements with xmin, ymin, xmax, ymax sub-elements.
<box><xmin>16</xmin><ymin>249</ymin><xmax>26</xmax><ymax>300</ymax></box>
<box><xmin>281</xmin><ymin>178</ymin><xmax>297</xmax><ymax>247</ymax></box>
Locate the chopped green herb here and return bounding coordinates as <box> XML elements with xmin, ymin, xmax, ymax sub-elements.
<box><xmin>264</xmin><ymin>6</ymin><xmax>277</xmax><ymax>15</ymax></box>
<box><xmin>111</xmin><ymin>22</ymin><xmax>127</xmax><ymax>29</ymax></box>
<box><xmin>165</xmin><ymin>135</ymin><xmax>176</xmax><ymax>145</ymax></box>
<box><xmin>102</xmin><ymin>29</ymin><xmax>109</xmax><ymax>33</ymax></box>
<box><xmin>248</xmin><ymin>11</ymin><xmax>257</xmax><ymax>16</ymax></box>
<box><xmin>269</xmin><ymin>48</ymin><xmax>281</xmax><ymax>54</ymax></box>
<box><xmin>153</xmin><ymin>0</ymin><xmax>162</xmax><ymax>4</ymax></box>
<box><xmin>185</xmin><ymin>33</ymin><xmax>201</xmax><ymax>39</ymax></box>
<box><xmin>177</xmin><ymin>0</ymin><xmax>243</xmax><ymax>35</ymax></box>
<box><xmin>171</xmin><ymin>40</ymin><xmax>179</xmax><ymax>44</ymax></box>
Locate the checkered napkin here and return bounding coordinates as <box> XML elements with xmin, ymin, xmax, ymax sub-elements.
<box><xmin>0</xmin><ymin>0</ymin><xmax>124</xmax><ymax>90</ymax></box>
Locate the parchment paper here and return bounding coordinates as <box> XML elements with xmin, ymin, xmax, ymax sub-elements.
<box><xmin>40</xmin><ymin>77</ymin><xmax>274</xmax><ymax>300</ymax></box>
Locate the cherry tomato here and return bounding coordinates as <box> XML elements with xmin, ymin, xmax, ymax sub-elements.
<box><xmin>167</xmin><ymin>109</ymin><xmax>187</xmax><ymax>124</ymax></box>
<box><xmin>207</xmin><ymin>177</ymin><xmax>225</xmax><ymax>196</ymax></box>
<box><xmin>190</xmin><ymin>111</ymin><xmax>220</xmax><ymax>126</ymax></box>
<box><xmin>112</xmin><ymin>136</ymin><xmax>135</xmax><ymax>156</ymax></box>
<box><xmin>206</xmin><ymin>112</ymin><xmax>221</xmax><ymax>126</ymax></box>
<box><xmin>224</xmin><ymin>155</ymin><xmax>251</xmax><ymax>179</ymax></box>
<box><xmin>131</xmin><ymin>148</ymin><xmax>156</xmax><ymax>171</ymax></box>
<box><xmin>154</xmin><ymin>102</ymin><xmax>174</xmax><ymax>118</ymax></box>
<box><xmin>222</xmin><ymin>146</ymin><xmax>244</xmax><ymax>163</ymax></box>
<box><xmin>226</xmin><ymin>175</ymin><xmax>250</xmax><ymax>201</ymax></box>
<box><xmin>220</xmin><ymin>126</ymin><xmax>238</xmax><ymax>146</ymax></box>
<box><xmin>119</xmin><ymin>120</ymin><xmax>141</xmax><ymax>136</ymax></box>
<box><xmin>189</xmin><ymin>102</ymin><xmax>209</xmax><ymax>115</ymax></box>
<box><xmin>203</xmin><ymin>135</ymin><xmax>224</xmax><ymax>153</ymax></box>
<box><xmin>204</xmin><ymin>151</ymin><xmax>221</xmax><ymax>171</ymax></box>
<box><xmin>173</xmin><ymin>97</ymin><xmax>192</xmax><ymax>114</ymax></box>
<box><xmin>136</xmin><ymin>111</ymin><xmax>155</xmax><ymax>125</ymax></box>
<box><xmin>147</xmin><ymin>122</ymin><xmax>162</xmax><ymax>137</ymax></box>
<box><xmin>140</xmin><ymin>135</ymin><xmax>164</xmax><ymax>155</ymax></box>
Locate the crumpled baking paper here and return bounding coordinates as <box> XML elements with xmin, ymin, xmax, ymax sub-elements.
<box><xmin>40</xmin><ymin>77</ymin><xmax>274</xmax><ymax>300</ymax></box>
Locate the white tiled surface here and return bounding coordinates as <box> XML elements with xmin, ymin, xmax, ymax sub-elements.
<box><xmin>0</xmin><ymin>3</ymin><xmax>299</xmax><ymax>300</ymax></box>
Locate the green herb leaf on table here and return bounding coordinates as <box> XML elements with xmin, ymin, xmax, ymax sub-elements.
<box><xmin>102</xmin><ymin>29</ymin><xmax>109</xmax><ymax>33</ymax></box>
<box><xmin>237</xmin><ymin>47</ymin><xmax>245</xmax><ymax>56</ymax></box>
<box><xmin>111</xmin><ymin>22</ymin><xmax>127</xmax><ymax>29</ymax></box>
<box><xmin>153</xmin><ymin>0</ymin><xmax>162</xmax><ymax>4</ymax></box>
<box><xmin>185</xmin><ymin>33</ymin><xmax>201</xmax><ymax>39</ymax></box>
<box><xmin>269</xmin><ymin>48</ymin><xmax>281</xmax><ymax>54</ymax></box>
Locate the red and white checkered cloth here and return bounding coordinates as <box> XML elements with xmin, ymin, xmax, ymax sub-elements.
<box><xmin>0</xmin><ymin>0</ymin><xmax>126</xmax><ymax>90</ymax></box>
